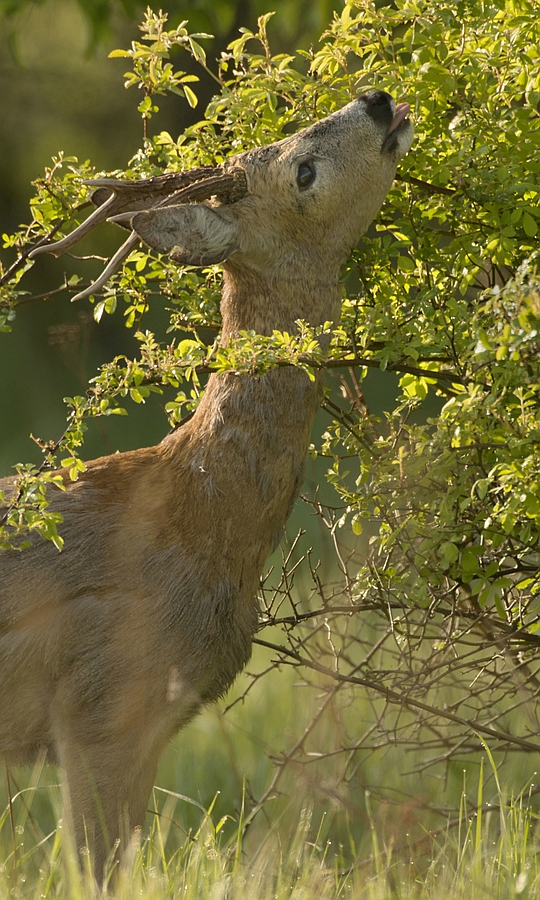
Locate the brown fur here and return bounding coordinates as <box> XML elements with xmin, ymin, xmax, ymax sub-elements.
<box><xmin>0</xmin><ymin>91</ymin><xmax>413</xmax><ymax>876</ymax></box>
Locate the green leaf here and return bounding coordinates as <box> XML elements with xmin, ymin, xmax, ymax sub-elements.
<box><xmin>522</xmin><ymin>211</ymin><xmax>537</xmax><ymax>237</ymax></box>
<box><xmin>351</xmin><ymin>515</ymin><xmax>363</xmax><ymax>535</ymax></box>
<box><xmin>183</xmin><ymin>85</ymin><xmax>199</xmax><ymax>108</ymax></box>
<box><xmin>439</xmin><ymin>541</ymin><xmax>459</xmax><ymax>564</ymax></box>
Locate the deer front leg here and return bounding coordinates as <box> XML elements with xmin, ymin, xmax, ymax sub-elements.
<box><xmin>56</xmin><ymin>730</ymin><xmax>159</xmax><ymax>881</ymax></box>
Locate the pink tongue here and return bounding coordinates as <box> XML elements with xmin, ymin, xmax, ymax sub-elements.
<box><xmin>391</xmin><ymin>102</ymin><xmax>410</xmax><ymax>131</ymax></box>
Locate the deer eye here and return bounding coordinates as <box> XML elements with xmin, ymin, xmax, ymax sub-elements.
<box><xmin>297</xmin><ymin>161</ymin><xmax>316</xmax><ymax>190</ymax></box>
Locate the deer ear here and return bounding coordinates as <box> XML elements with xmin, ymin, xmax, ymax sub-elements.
<box><xmin>131</xmin><ymin>204</ymin><xmax>241</xmax><ymax>266</ymax></box>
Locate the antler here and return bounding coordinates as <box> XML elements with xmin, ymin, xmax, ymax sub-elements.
<box><xmin>29</xmin><ymin>166</ymin><xmax>248</xmax><ymax>302</ymax></box>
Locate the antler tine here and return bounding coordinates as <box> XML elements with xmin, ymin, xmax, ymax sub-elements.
<box><xmin>29</xmin><ymin>192</ymin><xmax>117</xmax><ymax>259</ymax></box>
<box><xmin>70</xmin><ymin>232</ymin><xmax>140</xmax><ymax>302</ymax></box>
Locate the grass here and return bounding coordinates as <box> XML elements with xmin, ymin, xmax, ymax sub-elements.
<box><xmin>1</xmin><ymin>649</ymin><xmax>540</xmax><ymax>898</ymax></box>
<box><xmin>1</xmin><ymin>778</ymin><xmax>539</xmax><ymax>899</ymax></box>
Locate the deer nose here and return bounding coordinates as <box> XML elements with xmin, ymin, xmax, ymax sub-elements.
<box><xmin>362</xmin><ymin>91</ymin><xmax>394</xmax><ymax>128</ymax></box>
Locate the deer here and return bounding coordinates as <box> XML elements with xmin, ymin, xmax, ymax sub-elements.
<box><xmin>0</xmin><ymin>90</ymin><xmax>413</xmax><ymax>879</ymax></box>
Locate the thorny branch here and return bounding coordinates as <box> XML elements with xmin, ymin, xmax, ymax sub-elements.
<box><xmin>231</xmin><ymin>526</ymin><xmax>540</xmax><ymax>839</ymax></box>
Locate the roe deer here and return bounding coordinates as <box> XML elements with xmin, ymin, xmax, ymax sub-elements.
<box><xmin>0</xmin><ymin>91</ymin><xmax>413</xmax><ymax>876</ymax></box>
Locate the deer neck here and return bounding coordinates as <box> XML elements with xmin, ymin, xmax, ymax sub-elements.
<box><xmin>165</xmin><ymin>267</ymin><xmax>340</xmax><ymax>589</ymax></box>
<box><xmin>192</xmin><ymin>265</ymin><xmax>341</xmax><ymax>451</ymax></box>
<box><xmin>202</xmin><ymin>265</ymin><xmax>341</xmax><ymax>448</ymax></box>
<box><xmin>219</xmin><ymin>264</ymin><xmax>341</xmax><ymax>338</ymax></box>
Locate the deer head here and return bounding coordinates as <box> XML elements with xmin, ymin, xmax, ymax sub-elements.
<box><xmin>31</xmin><ymin>91</ymin><xmax>412</xmax><ymax>317</ymax></box>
